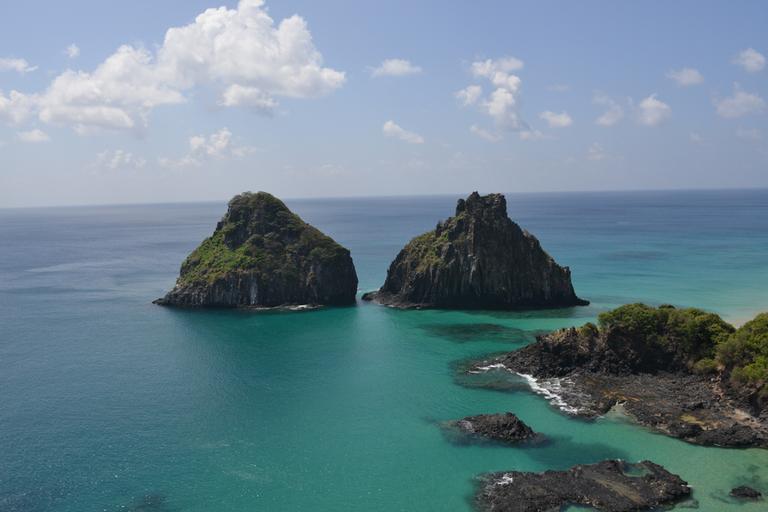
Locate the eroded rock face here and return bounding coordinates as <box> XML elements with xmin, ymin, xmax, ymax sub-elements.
<box><xmin>155</xmin><ymin>192</ymin><xmax>358</xmax><ymax>308</ymax></box>
<box><xmin>476</xmin><ymin>460</ymin><xmax>691</xmax><ymax>512</ymax></box>
<box><xmin>451</xmin><ymin>412</ymin><xmax>540</xmax><ymax>445</ymax></box>
<box><xmin>362</xmin><ymin>192</ymin><xmax>588</xmax><ymax>310</ymax></box>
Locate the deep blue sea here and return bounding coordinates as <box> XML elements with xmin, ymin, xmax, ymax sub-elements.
<box><xmin>1</xmin><ymin>189</ymin><xmax>767</xmax><ymax>511</ymax></box>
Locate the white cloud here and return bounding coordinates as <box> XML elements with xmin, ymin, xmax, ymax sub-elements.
<box><xmin>17</xmin><ymin>129</ymin><xmax>50</xmax><ymax>143</ymax></box>
<box><xmin>469</xmin><ymin>124</ymin><xmax>501</xmax><ymax>142</ymax></box>
<box><xmin>690</xmin><ymin>132</ymin><xmax>702</xmax><ymax>143</ymax></box>
<box><xmin>65</xmin><ymin>44</ymin><xmax>80</xmax><ymax>59</ymax></box>
<box><xmin>382</xmin><ymin>120</ymin><xmax>424</xmax><ymax>144</ymax></box>
<box><xmin>455</xmin><ymin>85</ymin><xmax>482</xmax><ymax>106</ymax></box>
<box><xmin>13</xmin><ymin>0</ymin><xmax>343</xmax><ymax>133</ymax></box>
<box><xmin>636</xmin><ymin>94</ymin><xmax>671</xmax><ymax>126</ymax></box>
<box><xmin>733</xmin><ymin>48</ymin><xmax>765</xmax><ymax>73</ymax></box>
<box><xmin>457</xmin><ymin>56</ymin><xmax>526</xmax><ymax>130</ymax></box>
<box><xmin>95</xmin><ymin>149</ymin><xmax>147</xmax><ymax>170</ymax></box>
<box><xmin>0</xmin><ymin>57</ymin><xmax>36</xmax><ymax>74</ymax></box>
<box><xmin>593</xmin><ymin>93</ymin><xmax>624</xmax><ymax>126</ymax></box>
<box><xmin>219</xmin><ymin>84</ymin><xmax>278</xmax><ymax>113</ymax></box>
<box><xmin>370</xmin><ymin>58</ymin><xmax>422</xmax><ymax>77</ymax></box>
<box><xmin>539</xmin><ymin>110</ymin><xmax>572</xmax><ymax>128</ymax></box>
<box><xmin>666</xmin><ymin>67</ymin><xmax>703</xmax><ymax>86</ymax></box>
<box><xmin>736</xmin><ymin>128</ymin><xmax>762</xmax><ymax>141</ymax></box>
<box><xmin>0</xmin><ymin>90</ymin><xmax>36</xmax><ymax>124</ymax></box>
<box><xmin>715</xmin><ymin>84</ymin><xmax>766</xmax><ymax>118</ymax></box>
<box><xmin>471</xmin><ymin>56</ymin><xmax>523</xmax><ymax>78</ymax></box>
<box><xmin>160</xmin><ymin>127</ymin><xmax>256</xmax><ymax>168</ymax></box>
<box><xmin>587</xmin><ymin>142</ymin><xmax>607</xmax><ymax>161</ymax></box>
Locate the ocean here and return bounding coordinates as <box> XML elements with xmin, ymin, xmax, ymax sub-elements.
<box><xmin>1</xmin><ymin>189</ymin><xmax>767</xmax><ymax>511</ymax></box>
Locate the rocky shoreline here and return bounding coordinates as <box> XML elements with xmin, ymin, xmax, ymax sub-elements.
<box><xmin>476</xmin><ymin>459</ymin><xmax>691</xmax><ymax>512</ymax></box>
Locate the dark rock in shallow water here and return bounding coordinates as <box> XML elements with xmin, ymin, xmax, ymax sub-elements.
<box><xmin>730</xmin><ymin>486</ymin><xmax>762</xmax><ymax>500</ymax></box>
<box><xmin>476</xmin><ymin>460</ymin><xmax>691</xmax><ymax>512</ymax></box>
<box><xmin>155</xmin><ymin>191</ymin><xmax>358</xmax><ymax>308</ymax></box>
<box><xmin>449</xmin><ymin>412</ymin><xmax>541</xmax><ymax>445</ymax></box>
<box><xmin>362</xmin><ymin>192</ymin><xmax>588</xmax><ymax>310</ymax></box>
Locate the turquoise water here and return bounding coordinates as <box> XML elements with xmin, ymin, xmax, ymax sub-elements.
<box><xmin>1</xmin><ymin>189</ymin><xmax>767</xmax><ymax>511</ymax></box>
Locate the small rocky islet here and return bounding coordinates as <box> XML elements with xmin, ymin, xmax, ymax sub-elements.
<box><xmin>443</xmin><ymin>412</ymin><xmax>543</xmax><ymax>446</ymax></box>
<box><xmin>363</xmin><ymin>192</ymin><xmax>588</xmax><ymax>310</ymax></box>
<box><xmin>155</xmin><ymin>191</ymin><xmax>358</xmax><ymax>309</ymax></box>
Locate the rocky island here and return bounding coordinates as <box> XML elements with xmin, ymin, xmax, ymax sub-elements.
<box><xmin>155</xmin><ymin>191</ymin><xmax>358</xmax><ymax>308</ymax></box>
<box><xmin>476</xmin><ymin>459</ymin><xmax>691</xmax><ymax>512</ymax></box>
<box><xmin>362</xmin><ymin>192</ymin><xmax>588</xmax><ymax>309</ymax></box>
<box><xmin>469</xmin><ymin>304</ymin><xmax>768</xmax><ymax>447</ymax></box>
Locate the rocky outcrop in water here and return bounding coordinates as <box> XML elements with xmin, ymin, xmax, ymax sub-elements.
<box><xmin>476</xmin><ymin>460</ymin><xmax>691</xmax><ymax>512</ymax></box>
<box><xmin>362</xmin><ymin>192</ymin><xmax>587</xmax><ymax>310</ymax></box>
<box><xmin>469</xmin><ymin>304</ymin><xmax>768</xmax><ymax>448</ymax></box>
<box><xmin>449</xmin><ymin>412</ymin><xmax>541</xmax><ymax>445</ymax></box>
<box><xmin>730</xmin><ymin>486</ymin><xmax>762</xmax><ymax>500</ymax></box>
<box><xmin>155</xmin><ymin>192</ymin><xmax>358</xmax><ymax>308</ymax></box>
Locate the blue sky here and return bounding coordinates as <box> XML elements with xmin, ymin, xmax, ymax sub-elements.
<box><xmin>0</xmin><ymin>0</ymin><xmax>766</xmax><ymax>207</ymax></box>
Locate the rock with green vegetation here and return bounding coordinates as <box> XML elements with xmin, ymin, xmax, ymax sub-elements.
<box><xmin>717</xmin><ymin>313</ymin><xmax>768</xmax><ymax>410</ymax></box>
<box><xmin>155</xmin><ymin>192</ymin><xmax>358</xmax><ymax>308</ymax></box>
<box><xmin>469</xmin><ymin>304</ymin><xmax>768</xmax><ymax>447</ymax></box>
<box><xmin>362</xmin><ymin>192</ymin><xmax>588</xmax><ymax>309</ymax></box>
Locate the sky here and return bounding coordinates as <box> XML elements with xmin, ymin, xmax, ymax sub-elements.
<box><xmin>0</xmin><ymin>0</ymin><xmax>766</xmax><ymax>208</ymax></box>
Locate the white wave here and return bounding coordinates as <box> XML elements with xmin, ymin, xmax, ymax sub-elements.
<box><xmin>467</xmin><ymin>362</ymin><xmax>507</xmax><ymax>374</ymax></box>
<box><xmin>518</xmin><ymin>373</ymin><xmax>581</xmax><ymax>415</ymax></box>
<box><xmin>494</xmin><ymin>474</ymin><xmax>515</xmax><ymax>486</ymax></box>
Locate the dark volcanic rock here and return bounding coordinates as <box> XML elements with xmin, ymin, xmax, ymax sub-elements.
<box><xmin>362</xmin><ymin>192</ymin><xmax>587</xmax><ymax>310</ymax></box>
<box><xmin>476</xmin><ymin>459</ymin><xmax>691</xmax><ymax>512</ymax></box>
<box><xmin>451</xmin><ymin>412</ymin><xmax>540</xmax><ymax>445</ymax></box>
<box><xmin>469</xmin><ymin>305</ymin><xmax>768</xmax><ymax>447</ymax></box>
<box><xmin>730</xmin><ymin>486</ymin><xmax>762</xmax><ymax>500</ymax></box>
<box><xmin>155</xmin><ymin>192</ymin><xmax>358</xmax><ymax>308</ymax></box>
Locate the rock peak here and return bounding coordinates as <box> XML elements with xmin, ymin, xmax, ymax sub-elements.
<box><xmin>455</xmin><ymin>192</ymin><xmax>507</xmax><ymax>218</ymax></box>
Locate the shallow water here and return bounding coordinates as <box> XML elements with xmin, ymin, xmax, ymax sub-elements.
<box><xmin>1</xmin><ymin>189</ymin><xmax>767</xmax><ymax>511</ymax></box>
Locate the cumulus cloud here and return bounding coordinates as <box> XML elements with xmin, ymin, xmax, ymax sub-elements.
<box><xmin>593</xmin><ymin>93</ymin><xmax>624</xmax><ymax>126</ymax></box>
<box><xmin>370</xmin><ymin>58</ymin><xmax>422</xmax><ymax>77</ymax></box>
<box><xmin>636</xmin><ymin>94</ymin><xmax>671</xmax><ymax>126</ymax></box>
<box><xmin>0</xmin><ymin>90</ymin><xmax>36</xmax><ymax>124</ymax></box>
<box><xmin>455</xmin><ymin>85</ymin><xmax>482</xmax><ymax>106</ymax></box>
<box><xmin>456</xmin><ymin>56</ymin><xmax>526</xmax><ymax>130</ymax></box>
<box><xmin>65</xmin><ymin>44</ymin><xmax>80</xmax><ymax>59</ymax></box>
<box><xmin>0</xmin><ymin>57</ymin><xmax>37</xmax><ymax>74</ymax></box>
<box><xmin>539</xmin><ymin>110</ymin><xmax>572</xmax><ymax>128</ymax></box>
<box><xmin>382</xmin><ymin>120</ymin><xmax>424</xmax><ymax>144</ymax></box>
<box><xmin>518</xmin><ymin>129</ymin><xmax>545</xmax><ymax>141</ymax></box>
<box><xmin>715</xmin><ymin>84</ymin><xmax>766</xmax><ymax>118</ymax></box>
<box><xmin>94</xmin><ymin>149</ymin><xmax>147</xmax><ymax>170</ymax></box>
<box><xmin>160</xmin><ymin>128</ymin><xmax>256</xmax><ymax>168</ymax></box>
<box><xmin>733</xmin><ymin>48</ymin><xmax>765</xmax><ymax>73</ymax></box>
<box><xmin>666</xmin><ymin>67</ymin><xmax>703</xmax><ymax>86</ymax></box>
<box><xmin>17</xmin><ymin>129</ymin><xmax>50</xmax><ymax>143</ymax></box>
<box><xmin>469</xmin><ymin>124</ymin><xmax>501</xmax><ymax>142</ymax></box>
<box><xmin>9</xmin><ymin>0</ymin><xmax>344</xmax><ymax>134</ymax></box>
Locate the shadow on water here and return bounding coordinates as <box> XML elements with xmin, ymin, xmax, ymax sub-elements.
<box><xmin>419</xmin><ymin>322</ymin><xmax>542</xmax><ymax>344</ymax></box>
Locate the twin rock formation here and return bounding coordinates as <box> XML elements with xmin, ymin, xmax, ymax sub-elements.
<box><xmin>156</xmin><ymin>191</ymin><xmax>587</xmax><ymax>310</ymax></box>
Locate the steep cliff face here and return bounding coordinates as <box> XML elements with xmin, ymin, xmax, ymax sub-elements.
<box><xmin>155</xmin><ymin>192</ymin><xmax>358</xmax><ymax>308</ymax></box>
<box><xmin>363</xmin><ymin>192</ymin><xmax>588</xmax><ymax>309</ymax></box>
